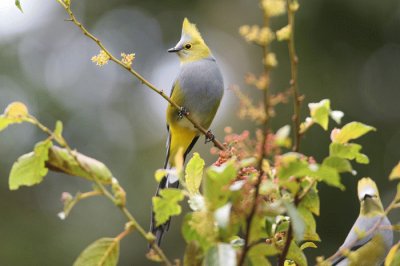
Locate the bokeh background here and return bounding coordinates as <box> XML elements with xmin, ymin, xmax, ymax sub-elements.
<box><xmin>1</xmin><ymin>0</ymin><xmax>400</xmax><ymax>265</ymax></box>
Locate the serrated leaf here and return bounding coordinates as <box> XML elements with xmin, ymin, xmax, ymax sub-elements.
<box><xmin>152</xmin><ymin>188</ymin><xmax>184</xmax><ymax>226</ymax></box>
<box><xmin>329</xmin><ymin>142</ymin><xmax>368</xmax><ymax>165</ymax></box>
<box><xmin>15</xmin><ymin>0</ymin><xmax>23</xmax><ymax>12</ymax></box>
<box><xmin>389</xmin><ymin>162</ymin><xmax>400</xmax><ymax>180</ymax></box>
<box><xmin>203</xmin><ymin>243</ymin><xmax>236</xmax><ymax>266</ymax></box>
<box><xmin>322</xmin><ymin>156</ymin><xmax>352</xmax><ymax>173</ymax></box>
<box><xmin>309</xmin><ymin>99</ymin><xmax>330</xmax><ymax>130</ymax></box>
<box><xmin>185</xmin><ymin>153</ymin><xmax>205</xmax><ymax>195</ymax></box>
<box><xmin>286</xmin><ymin>241</ymin><xmax>308</xmax><ymax>266</ymax></box>
<box><xmin>46</xmin><ymin>146</ymin><xmax>113</xmax><ymax>184</ymax></box>
<box><xmin>298</xmin><ymin>206</ymin><xmax>320</xmax><ymax>241</ymax></box>
<box><xmin>385</xmin><ymin>242</ymin><xmax>400</xmax><ymax>266</ymax></box>
<box><xmin>332</xmin><ymin>122</ymin><xmax>376</xmax><ymax>144</ymax></box>
<box><xmin>9</xmin><ymin>140</ymin><xmax>52</xmax><ymax>190</ymax></box>
<box><xmin>182</xmin><ymin>212</ymin><xmax>216</xmax><ymax>251</ymax></box>
<box><xmin>73</xmin><ymin>238</ymin><xmax>119</xmax><ymax>266</ymax></box>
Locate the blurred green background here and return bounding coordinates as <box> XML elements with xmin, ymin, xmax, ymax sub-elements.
<box><xmin>1</xmin><ymin>0</ymin><xmax>400</xmax><ymax>265</ymax></box>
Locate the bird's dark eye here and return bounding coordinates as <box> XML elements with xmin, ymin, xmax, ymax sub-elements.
<box><xmin>185</xmin><ymin>43</ymin><xmax>192</xmax><ymax>49</ymax></box>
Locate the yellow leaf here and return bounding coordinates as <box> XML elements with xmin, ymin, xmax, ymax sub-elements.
<box><xmin>390</xmin><ymin>162</ymin><xmax>400</xmax><ymax>180</ymax></box>
<box><xmin>4</xmin><ymin>101</ymin><xmax>29</xmax><ymax>120</ymax></box>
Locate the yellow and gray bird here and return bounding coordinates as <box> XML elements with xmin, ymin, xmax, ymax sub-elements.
<box><xmin>150</xmin><ymin>18</ymin><xmax>224</xmax><ymax>245</ymax></box>
<box><xmin>327</xmin><ymin>177</ymin><xmax>393</xmax><ymax>266</ymax></box>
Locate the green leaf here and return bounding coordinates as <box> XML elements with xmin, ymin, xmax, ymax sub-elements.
<box><xmin>395</xmin><ymin>183</ymin><xmax>400</xmax><ymax>201</ymax></box>
<box><xmin>300</xmin><ymin>242</ymin><xmax>317</xmax><ymax>250</ymax></box>
<box><xmin>203</xmin><ymin>243</ymin><xmax>236</xmax><ymax>266</ymax></box>
<box><xmin>332</xmin><ymin>122</ymin><xmax>376</xmax><ymax>144</ymax></box>
<box><xmin>152</xmin><ymin>188</ymin><xmax>184</xmax><ymax>226</ymax></box>
<box><xmin>298</xmin><ymin>206</ymin><xmax>320</xmax><ymax>241</ymax></box>
<box><xmin>183</xmin><ymin>241</ymin><xmax>203</xmax><ymax>266</ymax></box>
<box><xmin>385</xmin><ymin>242</ymin><xmax>400</xmax><ymax>266</ymax></box>
<box><xmin>0</xmin><ymin>102</ymin><xmax>30</xmax><ymax>132</ymax></box>
<box><xmin>182</xmin><ymin>213</ymin><xmax>215</xmax><ymax>251</ymax></box>
<box><xmin>185</xmin><ymin>153</ymin><xmax>205</xmax><ymax>195</ymax></box>
<box><xmin>389</xmin><ymin>162</ymin><xmax>400</xmax><ymax>180</ymax></box>
<box><xmin>204</xmin><ymin>161</ymin><xmax>237</xmax><ymax>210</ymax></box>
<box><xmin>299</xmin><ymin>186</ymin><xmax>320</xmax><ymax>216</ymax></box>
<box><xmin>286</xmin><ymin>241</ymin><xmax>307</xmax><ymax>266</ymax></box>
<box><xmin>154</xmin><ymin>169</ymin><xmax>167</xmax><ymax>183</ymax></box>
<box><xmin>0</xmin><ymin>116</ymin><xmax>12</xmax><ymax>132</ymax></box>
<box><xmin>312</xmin><ymin>165</ymin><xmax>344</xmax><ymax>190</ymax></box>
<box><xmin>9</xmin><ymin>140</ymin><xmax>52</xmax><ymax>190</ymax></box>
<box><xmin>329</xmin><ymin>142</ymin><xmax>369</xmax><ymax>164</ymax></box>
<box><xmin>249</xmin><ymin>215</ymin><xmax>269</xmax><ymax>243</ymax></box>
<box><xmin>46</xmin><ymin>146</ymin><xmax>113</xmax><ymax>184</ymax></box>
<box><xmin>73</xmin><ymin>238</ymin><xmax>119</xmax><ymax>266</ymax></box>
<box><xmin>308</xmin><ymin>99</ymin><xmax>331</xmax><ymax>130</ymax></box>
<box><xmin>355</xmin><ymin>153</ymin><xmax>369</xmax><ymax>164</ymax></box>
<box><xmin>15</xmin><ymin>0</ymin><xmax>23</xmax><ymax>12</ymax></box>
<box><xmin>248</xmin><ymin>243</ymin><xmax>276</xmax><ymax>266</ymax></box>
<box><xmin>53</xmin><ymin>120</ymin><xmax>65</xmax><ymax>145</ymax></box>
<box><xmin>322</xmin><ymin>156</ymin><xmax>352</xmax><ymax>173</ymax></box>
<box><xmin>277</xmin><ymin>157</ymin><xmax>310</xmax><ymax>180</ymax></box>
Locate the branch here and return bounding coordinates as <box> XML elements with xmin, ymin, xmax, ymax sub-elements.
<box><xmin>238</xmin><ymin>4</ymin><xmax>272</xmax><ymax>265</ymax></box>
<box><xmin>287</xmin><ymin>0</ymin><xmax>302</xmax><ymax>153</ymax></box>
<box><xmin>55</xmin><ymin>0</ymin><xmax>225</xmax><ymax>151</ymax></box>
<box><xmin>30</xmin><ymin>117</ymin><xmax>173</xmax><ymax>266</ymax></box>
<box><xmin>279</xmin><ymin>1</ymin><xmax>301</xmax><ymax>264</ymax></box>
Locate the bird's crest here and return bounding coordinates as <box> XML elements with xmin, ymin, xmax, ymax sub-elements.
<box><xmin>358</xmin><ymin>177</ymin><xmax>379</xmax><ymax>201</ymax></box>
<box><xmin>182</xmin><ymin>18</ymin><xmax>205</xmax><ymax>43</ymax></box>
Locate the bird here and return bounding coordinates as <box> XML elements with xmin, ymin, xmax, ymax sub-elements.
<box><xmin>150</xmin><ymin>18</ymin><xmax>224</xmax><ymax>246</ymax></box>
<box><xmin>325</xmin><ymin>177</ymin><xmax>393</xmax><ymax>266</ymax></box>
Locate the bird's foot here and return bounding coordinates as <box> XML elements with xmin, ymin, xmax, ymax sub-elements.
<box><xmin>205</xmin><ymin>130</ymin><xmax>215</xmax><ymax>143</ymax></box>
<box><xmin>178</xmin><ymin>107</ymin><xmax>189</xmax><ymax>120</ymax></box>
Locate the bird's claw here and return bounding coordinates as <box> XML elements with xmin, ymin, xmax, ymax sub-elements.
<box><xmin>205</xmin><ymin>130</ymin><xmax>215</xmax><ymax>143</ymax></box>
<box><xmin>178</xmin><ymin>107</ymin><xmax>189</xmax><ymax>120</ymax></box>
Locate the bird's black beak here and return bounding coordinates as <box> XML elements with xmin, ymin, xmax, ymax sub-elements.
<box><xmin>363</xmin><ymin>194</ymin><xmax>373</xmax><ymax>200</ymax></box>
<box><xmin>168</xmin><ymin>47</ymin><xmax>181</xmax><ymax>53</ymax></box>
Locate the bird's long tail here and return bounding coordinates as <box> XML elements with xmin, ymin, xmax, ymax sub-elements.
<box><xmin>150</xmin><ymin>131</ymin><xmax>199</xmax><ymax>247</ymax></box>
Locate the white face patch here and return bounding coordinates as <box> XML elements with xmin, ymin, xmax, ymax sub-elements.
<box><xmin>358</xmin><ymin>185</ymin><xmax>377</xmax><ymax>200</ymax></box>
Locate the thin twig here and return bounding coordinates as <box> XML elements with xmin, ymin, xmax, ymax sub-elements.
<box><xmin>287</xmin><ymin>0</ymin><xmax>301</xmax><ymax>153</ymax></box>
<box><xmin>238</xmin><ymin>5</ymin><xmax>272</xmax><ymax>265</ymax></box>
<box><xmin>279</xmin><ymin>1</ymin><xmax>301</xmax><ymax>264</ymax></box>
<box><xmin>55</xmin><ymin>0</ymin><xmax>225</xmax><ymax>151</ymax></box>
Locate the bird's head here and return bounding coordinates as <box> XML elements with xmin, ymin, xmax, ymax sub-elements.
<box><xmin>358</xmin><ymin>177</ymin><xmax>384</xmax><ymax>216</ymax></box>
<box><xmin>168</xmin><ymin>18</ymin><xmax>212</xmax><ymax>63</ymax></box>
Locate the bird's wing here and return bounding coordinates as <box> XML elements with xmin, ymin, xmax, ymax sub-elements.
<box><xmin>331</xmin><ymin>216</ymin><xmax>378</xmax><ymax>265</ymax></box>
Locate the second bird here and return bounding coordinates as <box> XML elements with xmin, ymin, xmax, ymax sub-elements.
<box><xmin>150</xmin><ymin>18</ymin><xmax>224</xmax><ymax>246</ymax></box>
